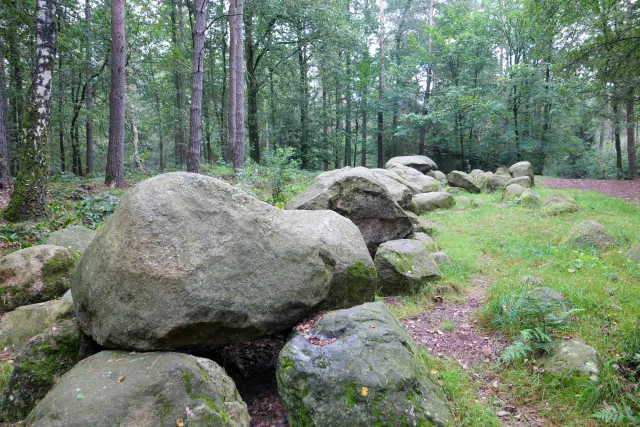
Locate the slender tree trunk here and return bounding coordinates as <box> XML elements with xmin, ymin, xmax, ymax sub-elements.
<box><xmin>171</xmin><ymin>0</ymin><xmax>187</xmax><ymax>166</ymax></box>
<box><xmin>614</xmin><ymin>102</ymin><xmax>623</xmax><ymax>178</ymax></box>
<box><xmin>335</xmin><ymin>86</ymin><xmax>341</xmax><ymax>169</ymax></box>
<box><xmin>418</xmin><ymin>0</ymin><xmax>434</xmax><ymax>156</ymax></box>
<box><xmin>245</xmin><ymin>7</ymin><xmax>260</xmax><ymax>163</ymax></box>
<box><xmin>127</xmin><ymin>78</ymin><xmax>145</xmax><ymax>172</ymax></box>
<box><xmin>3</xmin><ymin>0</ymin><xmax>57</xmax><ymax>220</ymax></box>
<box><xmin>377</xmin><ymin>0</ymin><xmax>385</xmax><ymax>168</ymax></box>
<box><xmin>599</xmin><ymin>118</ymin><xmax>605</xmax><ymax>176</ymax></box>
<box><xmin>0</xmin><ymin>48</ymin><xmax>13</xmax><ymax>190</ymax></box>
<box><xmin>345</xmin><ymin>50</ymin><xmax>352</xmax><ymax>167</ymax></box>
<box><xmin>105</xmin><ymin>0</ymin><xmax>126</xmax><ymax>187</ymax></box>
<box><xmin>322</xmin><ymin>81</ymin><xmax>329</xmax><ymax>167</ymax></box>
<box><xmin>150</xmin><ymin>64</ymin><xmax>164</xmax><ymax>171</ymax></box>
<box><xmin>85</xmin><ymin>0</ymin><xmax>94</xmax><ymax>175</ymax></box>
<box><xmin>627</xmin><ymin>90</ymin><xmax>637</xmax><ymax>180</ymax></box>
<box><xmin>70</xmin><ymin>83</ymin><xmax>83</xmax><ymax>176</ymax></box>
<box><xmin>296</xmin><ymin>20</ymin><xmax>309</xmax><ymax>169</ymax></box>
<box><xmin>7</xmin><ymin>20</ymin><xmax>24</xmax><ymax>175</ymax></box>
<box><xmin>220</xmin><ymin>0</ymin><xmax>229</xmax><ymax>161</ymax></box>
<box><xmin>229</xmin><ymin>0</ymin><xmax>245</xmax><ymax>170</ymax></box>
<box><xmin>187</xmin><ymin>0</ymin><xmax>206</xmax><ymax>173</ymax></box>
<box><xmin>57</xmin><ymin>55</ymin><xmax>65</xmax><ymax>173</ymax></box>
<box><xmin>361</xmin><ymin>103</ymin><xmax>367</xmax><ymax>167</ymax></box>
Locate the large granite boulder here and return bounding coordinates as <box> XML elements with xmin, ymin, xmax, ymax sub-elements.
<box><xmin>541</xmin><ymin>193</ymin><xmax>580</xmax><ymax>216</ymax></box>
<box><xmin>44</xmin><ymin>226</ymin><xmax>96</xmax><ymax>254</ymax></box>
<box><xmin>406</xmin><ymin>213</ymin><xmax>437</xmax><ymax>236</ymax></box>
<box><xmin>374</xmin><ymin>240</ymin><xmax>442</xmax><ymax>296</ymax></box>
<box><xmin>367</xmin><ymin>169</ymin><xmax>414</xmax><ymax>208</ymax></box>
<box><xmin>287</xmin><ymin>167</ymin><xmax>413</xmax><ymax>253</ymax></box>
<box><xmin>507</xmin><ymin>176</ymin><xmax>532</xmax><ymax>188</ymax></box>
<box><xmin>25</xmin><ymin>351</ymin><xmax>250</xmax><ymax>427</ymax></box>
<box><xmin>73</xmin><ymin>173</ymin><xmax>377</xmax><ymax>351</ymax></box>
<box><xmin>385</xmin><ymin>155</ymin><xmax>438</xmax><ymax>173</ymax></box>
<box><xmin>495</xmin><ymin>166</ymin><xmax>511</xmax><ymax>177</ymax></box>
<box><xmin>0</xmin><ymin>245</ymin><xmax>76</xmax><ymax>313</ymax></box>
<box><xmin>410</xmin><ymin>192</ymin><xmax>455</xmax><ymax>215</ymax></box>
<box><xmin>427</xmin><ymin>170</ymin><xmax>447</xmax><ymax>183</ymax></box>
<box><xmin>410</xmin><ymin>232</ymin><xmax>438</xmax><ymax>252</ymax></box>
<box><xmin>0</xmin><ymin>319</ymin><xmax>81</xmax><ymax>421</ymax></box>
<box><xmin>0</xmin><ymin>291</ymin><xmax>73</xmax><ymax>353</ymax></box>
<box><xmin>502</xmin><ymin>184</ymin><xmax>527</xmax><ymax>201</ymax></box>
<box><xmin>562</xmin><ymin>221</ymin><xmax>616</xmax><ymax>250</ymax></box>
<box><xmin>627</xmin><ymin>239</ymin><xmax>640</xmax><ymax>263</ymax></box>
<box><xmin>384</xmin><ymin>165</ymin><xmax>441</xmax><ymax>194</ymax></box>
<box><xmin>446</xmin><ymin>171</ymin><xmax>480</xmax><ymax>194</ymax></box>
<box><xmin>509</xmin><ymin>161</ymin><xmax>535</xmax><ymax>185</ymax></box>
<box><xmin>519</xmin><ymin>188</ymin><xmax>542</xmax><ymax>207</ymax></box>
<box><xmin>277</xmin><ymin>302</ymin><xmax>453</xmax><ymax>427</ymax></box>
<box><xmin>470</xmin><ymin>169</ymin><xmax>484</xmax><ymax>177</ymax></box>
<box><xmin>477</xmin><ymin>172</ymin><xmax>508</xmax><ymax>193</ymax></box>
<box><xmin>537</xmin><ymin>339</ymin><xmax>599</xmax><ymax>380</ymax></box>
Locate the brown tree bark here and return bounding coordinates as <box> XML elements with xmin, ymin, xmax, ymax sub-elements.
<box><xmin>418</xmin><ymin>0</ymin><xmax>434</xmax><ymax>156</ymax></box>
<box><xmin>613</xmin><ymin>102</ymin><xmax>623</xmax><ymax>178</ymax></box>
<box><xmin>0</xmin><ymin>48</ymin><xmax>12</xmax><ymax>190</ymax></box>
<box><xmin>171</xmin><ymin>0</ymin><xmax>187</xmax><ymax>166</ymax></box>
<box><xmin>187</xmin><ymin>0</ymin><xmax>207</xmax><ymax>173</ymax></box>
<box><xmin>377</xmin><ymin>0</ymin><xmax>385</xmax><ymax>168</ymax></box>
<box><xmin>85</xmin><ymin>0</ymin><xmax>94</xmax><ymax>175</ymax></box>
<box><xmin>228</xmin><ymin>0</ymin><xmax>245</xmax><ymax>171</ymax></box>
<box><xmin>599</xmin><ymin>118</ymin><xmax>605</xmax><ymax>177</ymax></box>
<box><xmin>245</xmin><ymin>5</ymin><xmax>260</xmax><ymax>163</ymax></box>
<box><xmin>105</xmin><ymin>0</ymin><xmax>126</xmax><ymax>187</ymax></box>
<box><xmin>127</xmin><ymin>78</ymin><xmax>145</xmax><ymax>172</ymax></box>
<box><xmin>296</xmin><ymin>20</ymin><xmax>309</xmax><ymax>169</ymax></box>
<box><xmin>627</xmin><ymin>91</ymin><xmax>637</xmax><ymax>180</ymax></box>
<box><xmin>3</xmin><ymin>0</ymin><xmax>57</xmax><ymax>221</ymax></box>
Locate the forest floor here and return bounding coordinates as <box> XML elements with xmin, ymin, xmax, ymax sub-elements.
<box><xmin>540</xmin><ymin>177</ymin><xmax>640</xmax><ymax>202</ymax></box>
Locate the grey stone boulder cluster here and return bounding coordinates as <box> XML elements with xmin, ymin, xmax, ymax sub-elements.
<box><xmin>562</xmin><ymin>220</ymin><xmax>616</xmax><ymax>250</ymax></box>
<box><xmin>0</xmin><ymin>171</ymin><xmax>454</xmax><ymax>426</ymax></box>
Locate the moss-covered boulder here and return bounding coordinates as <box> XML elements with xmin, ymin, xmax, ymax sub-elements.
<box><xmin>276</xmin><ymin>302</ymin><xmax>453</xmax><ymax>427</ymax></box>
<box><xmin>507</xmin><ymin>176</ymin><xmax>532</xmax><ymax>188</ymax></box>
<box><xmin>537</xmin><ymin>339</ymin><xmax>599</xmax><ymax>381</ymax></box>
<box><xmin>410</xmin><ymin>232</ymin><xmax>438</xmax><ymax>252</ymax></box>
<box><xmin>519</xmin><ymin>188</ymin><xmax>542</xmax><ymax>207</ymax></box>
<box><xmin>477</xmin><ymin>172</ymin><xmax>508</xmax><ymax>194</ymax></box>
<box><xmin>446</xmin><ymin>171</ymin><xmax>481</xmax><ymax>194</ymax></box>
<box><xmin>406</xmin><ymin>213</ymin><xmax>437</xmax><ymax>236</ymax></box>
<box><xmin>495</xmin><ymin>166</ymin><xmax>511</xmax><ymax>177</ymax></box>
<box><xmin>382</xmin><ymin>165</ymin><xmax>441</xmax><ymax>194</ymax></box>
<box><xmin>25</xmin><ymin>351</ymin><xmax>250</xmax><ymax>427</ymax></box>
<box><xmin>562</xmin><ymin>220</ymin><xmax>616</xmax><ymax>250</ymax></box>
<box><xmin>627</xmin><ymin>239</ymin><xmax>640</xmax><ymax>263</ymax></box>
<box><xmin>374</xmin><ymin>240</ymin><xmax>442</xmax><ymax>296</ymax></box>
<box><xmin>470</xmin><ymin>169</ymin><xmax>484</xmax><ymax>177</ymax></box>
<box><xmin>410</xmin><ymin>192</ymin><xmax>455</xmax><ymax>215</ymax></box>
<box><xmin>0</xmin><ymin>319</ymin><xmax>81</xmax><ymax>421</ymax></box>
<box><xmin>541</xmin><ymin>193</ymin><xmax>580</xmax><ymax>216</ymax></box>
<box><xmin>0</xmin><ymin>291</ymin><xmax>73</xmax><ymax>353</ymax></box>
<box><xmin>502</xmin><ymin>184</ymin><xmax>527</xmax><ymax>201</ymax></box>
<box><xmin>44</xmin><ymin>226</ymin><xmax>96</xmax><ymax>254</ymax></box>
<box><xmin>74</xmin><ymin>173</ymin><xmax>376</xmax><ymax>351</ymax></box>
<box><xmin>427</xmin><ymin>170</ymin><xmax>447</xmax><ymax>183</ymax></box>
<box><xmin>286</xmin><ymin>167</ymin><xmax>413</xmax><ymax>253</ymax></box>
<box><xmin>431</xmin><ymin>252</ymin><xmax>452</xmax><ymax>267</ymax></box>
<box><xmin>509</xmin><ymin>161</ymin><xmax>535</xmax><ymax>185</ymax></box>
<box><xmin>0</xmin><ymin>245</ymin><xmax>76</xmax><ymax>313</ymax></box>
<box><xmin>385</xmin><ymin>155</ymin><xmax>438</xmax><ymax>173</ymax></box>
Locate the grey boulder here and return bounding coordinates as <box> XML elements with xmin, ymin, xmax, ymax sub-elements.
<box><xmin>431</xmin><ymin>252</ymin><xmax>452</xmax><ymax>267</ymax></box>
<box><xmin>446</xmin><ymin>171</ymin><xmax>480</xmax><ymax>194</ymax></box>
<box><xmin>562</xmin><ymin>220</ymin><xmax>616</xmax><ymax>250</ymax></box>
<box><xmin>519</xmin><ymin>188</ymin><xmax>542</xmax><ymax>207</ymax></box>
<box><xmin>427</xmin><ymin>170</ymin><xmax>447</xmax><ymax>183</ymax></box>
<box><xmin>477</xmin><ymin>172</ymin><xmax>508</xmax><ymax>193</ymax></box>
<box><xmin>385</xmin><ymin>155</ymin><xmax>438</xmax><ymax>173</ymax></box>
<box><xmin>44</xmin><ymin>226</ymin><xmax>96</xmax><ymax>254</ymax></box>
<box><xmin>507</xmin><ymin>176</ymin><xmax>532</xmax><ymax>188</ymax></box>
<box><xmin>286</xmin><ymin>167</ymin><xmax>413</xmax><ymax>253</ymax></box>
<box><xmin>25</xmin><ymin>351</ymin><xmax>250</xmax><ymax>427</ymax></box>
<box><xmin>541</xmin><ymin>193</ymin><xmax>580</xmax><ymax>216</ymax></box>
<box><xmin>73</xmin><ymin>173</ymin><xmax>376</xmax><ymax>351</ymax></box>
<box><xmin>276</xmin><ymin>302</ymin><xmax>453</xmax><ymax>427</ymax></box>
<box><xmin>502</xmin><ymin>184</ymin><xmax>527</xmax><ymax>201</ymax></box>
<box><xmin>537</xmin><ymin>339</ymin><xmax>599</xmax><ymax>380</ymax></box>
<box><xmin>509</xmin><ymin>161</ymin><xmax>535</xmax><ymax>185</ymax></box>
<box><xmin>410</xmin><ymin>192</ymin><xmax>455</xmax><ymax>215</ymax></box>
<box><xmin>374</xmin><ymin>240</ymin><xmax>442</xmax><ymax>296</ymax></box>
<box><xmin>410</xmin><ymin>232</ymin><xmax>438</xmax><ymax>252</ymax></box>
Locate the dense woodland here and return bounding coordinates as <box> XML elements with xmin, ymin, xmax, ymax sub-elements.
<box><xmin>0</xmin><ymin>0</ymin><xmax>639</xmax><ymax>220</ymax></box>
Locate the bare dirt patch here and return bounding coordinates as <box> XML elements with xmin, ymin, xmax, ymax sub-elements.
<box><xmin>540</xmin><ymin>177</ymin><xmax>640</xmax><ymax>202</ymax></box>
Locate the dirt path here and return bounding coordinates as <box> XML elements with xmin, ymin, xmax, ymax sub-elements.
<box><xmin>539</xmin><ymin>177</ymin><xmax>640</xmax><ymax>202</ymax></box>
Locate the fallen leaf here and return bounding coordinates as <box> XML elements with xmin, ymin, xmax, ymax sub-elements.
<box><xmin>361</xmin><ymin>386</ymin><xmax>369</xmax><ymax>397</ymax></box>
<box><xmin>176</xmin><ymin>419</ymin><xmax>184</xmax><ymax>427</ymax></box>
<box><xmin>118</xmin><ymin>376</ymin><xmax>125</xmax><ymax>383</ymax></box>
<box><xmin>370</xmin><ymin>325</ymin><xmax>376</xmax><ymax>329</ymax></box>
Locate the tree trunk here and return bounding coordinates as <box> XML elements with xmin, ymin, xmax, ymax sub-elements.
<box><xmin>187</xmin><ymin>0</ymin><xmax>206</xmax><ymax>173</ymax></box>
<box><xmin>7</xmin><ymin>19</ymin><xmax>24</xmax><ymax>175</ymax></box>
<box><xmin>627</xmin><ymin>90</ymin><xmax>637</xmax><ymax>180</ymax></box>
<box><xmin>70</xmin><ymin>83</ymin><xmax>83</xmax><ymax>176</ymax></box>
<box><xmin>418</xmin><ymin>0</ymin><xmax>434</xmax><ymax>156</ymax></box>
<box><xmin>613</xmin><ymin>102</ymin><xmax>623</xmax><ymax>178</ymax></box>
<box><xmin>127</xmin><ymin>79</ymin><xmax>145</xmax><ymax>172</ymax></box>
<box><xmin>296</xmin><ymin>20</ymin><xmax>309</xmax><ymax>169</ymax></box>
<box><xmin>245</xmin><ymin>7</ymin><xmax>260</xmax><ymax>164</ymax></box>
<box><xmin>377</xmin><ymin>0</ymin><xmax>385</xmax><ymax>168</ymax></box>
<box><xmin>105</xmin><ymin>0</ymin><xmax>126</xmax><ymax>187</ymax></box>
<box><xmin>599</xmin><ymin>118</ymin><xmax>605</xmax><ymax>176</ymax></box>
<box><xmin>3</xmin><ymin>0</ymin><xmax>57</xmax><ymax>221</ymax></box>
<box><xmin>58</xmin><ymin>55</ymin><xmax>65</xmax><ymax>173</ymax></box>
<box><xmin>85</xmin><ymin>0</ymin><xmax>94</xmax><ymax>175</ymax></box>
<box><xmin>171</xmin><ymin>0</ymin><xmax>187</xmax><ymax>166</ymax></box>
<box><xmin>345</xmin><ymin>50</ymin><xmax>352</xmax><ymax>167</ymax></box>
<box><xmin>361</xmin><ymin>105</ymin><xmax>367</xmax><ymax>167</ymax></box>
<box><xmin>0</xmin><ymin>48</ymin><xmax>12</xmax><ymax>190</ymax></box>
<box><xmin>229</xmin><ymin>0</ymin><xmax>245</xmax><ymax>171</ymax></box>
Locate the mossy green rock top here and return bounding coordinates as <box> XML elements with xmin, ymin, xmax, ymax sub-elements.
<box><xmin>446</xmin><ymin>171</ymin><xmax>481</xmax><ymax>194</ymax></box>
<box><xmin>276</xmin><ymin>302</ymin><xmax>453</xmax><ymax>427</ymax></box>
<box><xmin>519</xmin><ymin>188</ymin><xmax>541</xmax><ymax>207</ymax></box>
<box><xmin>563</xmin><ymin>220</ymin><xmax>616</xmax><ymax>250</ymax></box>
<box><xmin>385</xmin><ymin>155</ymin><xmax>438</xmax><ymax>173</ymax></box>
<box><xmin>502</xmin><ymin>184</ymin><xmax>526</xmax><ymax>201</ymax></box>
<box><xmin>0</xmin><ymin>245</ymin><xmax>75</xmax><ymax>313</ymax></box>
<box><xmin>541</xmin><ymin>193</ymin><xmax>579</xmax><ymax>216</ymax></box>
<box><xmin>626</xmin><ymin>239</ymin><xmax>640</xmax><ymax>263</ymax></box>
<box><xmin>410</xmin><ymin>192</ymin><xmax>455</xmax><ymax>215</ymax></box>
<box><xmin>537</xmin><ymin>339</ymin><xmax>599</xmax><ymax>381</ymax></box>
<box><xmin>285</xmin><ymin>167</ymin><xmax>413</xmax><ymax>254</ymax></box>
<box><xmin>0</xmin><ymin>290</ymin><xmax>73</xmax><ymax>353</ymax></box>
<box><xmin>1</xmin><ymin>319</ymin><xmax>81</xmax><ymax>422</ymax></box>
<box><xmin>44</xmin><ymin>226</ymin><xmax>96</xmax><ymax>254</ymax></box>
<box><xmin>477</xmin><ymin>172</ymin><xmax>508</xmax><ymax>194</ymax></box>
<box><xmin>25</xmin><ymin>351</ymin><xmax>250</xmax><ymax>427</ymax></box>
<box><xmin>374</xmin><ymin>239</ymin><xmax>442</xmax><ymax>296</ymax></box>
<box><xmin>73</xmin><ymin>173</ymin><xmax>376</xmax><ymax>351</ymax></box>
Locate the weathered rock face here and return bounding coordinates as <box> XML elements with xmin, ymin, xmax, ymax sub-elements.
<box><xmin>0</xmin><ymin>319</ymin><xmax>81</xmax><ymax>421</ymax></box>
<box><xmin>537</xmin><ymin>339</ymin><xmax>599</xmax><ymax>380</ymax></box>
<box><xmin>495</xmin><ymin>166</ymin><xmax>511</xmax><ymax>177</ymax></box>
<box><xmin>286</xmin><ymin>167</ymin><xmax>413</xmax><ymax>254</ymax></box>
<box><xmin>502</xmin><ymin>184</ymin><xmax>527</xmax><ymax>201</ymax></box>
<box><xmin>541</xmin><ymin>193</ymin><xmax>580</xmax><ymax>216</ymax></box>
<box><xmin>427</xmin><ymin>170</ymin><xmax>447</xmax><ymax>183</ymax></box>
<box><xmin>431</xmin><ymin>252</ymin><xmax>452</xmax><ymax>267</ymax></box>
<box><xmin>0</xmin><ymin>245</ymin><xmax>76</xmax><ymax>313</ymax></box>
<box><xmin>477</xmin><ymin>172</ymin><xmax>508</xmax><ymax>194</ymax></box>
<box><xmin>446</xmin><ymin>171</ymin><xmax>481</xmax><ymax>194</ymax></box>
<box><xmin>563</xmin><ymin>220</ymin><xmax>616</xmax><ymax>250</ymax></box>
<box><xmin>507</xmin><ymin>176</ymin><xmax>532</xmax><ymax>188</ymax></box>
<box><xmin>627</xmin><ymin>239</ymin><xmax>640</xmax><ymax>263</ymax></box>
<box><xmin>374</xmin><ymin>240</ymin><xmax>442</xmax><ymax>296</ymax></box>
<box><xmin>367</xmin><ymin>169</ymin><xmax>414</xmax><ymax>208</ymax></box>
<box><xmin>44</xmin><ymin>226</ymin><xmax>96</xmax><ymax>254</ymax></box>
<box><xmin>410</xmin><ymin>192</ymin><xmax>456</xmax><ymax>215</ymax></box>
<box><xmin>276</xmin><ymin>302</ymin><xmax>453</xmax><ymax>427</ymax></box>
<box><xmin>470</xmin><ymin>169</ymin><xmax>484</xmax><ymax>177</ymax></box>
<box><xmin>519</xmin><ymin>188</ymin><xmax>542</xmax><ymax>207</ymax></box>
<box><xmin>406</xmin><ymin>213</ymin><xmax>437</xmax><ymax>236</ymax></box>
<box><xmin>385</xmin><ymin>155</ymin><xmax>438</xmax><ymax>173</ymax></box>
<box><xmin>509</xmin><ymin>161</ymin><xmax>535</xmax><ymax>185</ymax></box>
<box><xmin>382</xmin><ymin>165</ymin><xmax>441</xmax><ymax>194</ymax></box>
<box><xmin>0</xmin><ymin>291</ymin><xmax>73</xmax><ymax>353</ymax></box>
<box><xmin>25</xmin><ymin>351</ymin><xmax>250</xmax><ymax>427</ymax></box>
<box><xmin>410</xmin><ymin>232</ymin><xmax>438</xmax><ymax>252</ymax></box>
<box><xmin>74</xmin><ymin>173</ymin><xmax>377</xmax><ymax>351</ymax></box>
